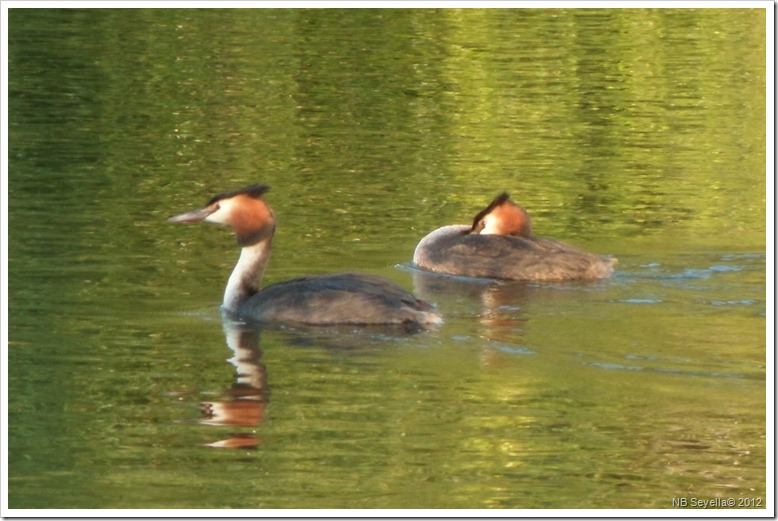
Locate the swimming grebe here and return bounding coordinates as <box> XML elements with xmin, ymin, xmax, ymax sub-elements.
<box><xmin>169</xmin><ymin>185</ymin><xmax>441</xmax><ymax>328</ymax></box>
<box><xmin>413</xmin><ymin>192</ymin><xmax>616</xmax><ymax>281</ymax></box>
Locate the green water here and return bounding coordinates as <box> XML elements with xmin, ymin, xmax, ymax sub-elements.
<box><xmin>6</xmin><ymin>7</ymin><xmax>768</xmax><ymax>511</ymax></box>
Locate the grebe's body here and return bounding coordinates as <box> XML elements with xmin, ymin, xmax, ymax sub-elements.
<box><xmin>237</xmin><ymin>272</ymin><xmax>440</xmax><ymax>325</ymax></box>
<box><xmin>170</xmin><ymin>185</ymin><xmax>441</xmax><ymax>328</ymax></box>
<box><xmin>413</xmin><ymin>193</ymin><xmax>615</xmax><ymax>281</ymax></box>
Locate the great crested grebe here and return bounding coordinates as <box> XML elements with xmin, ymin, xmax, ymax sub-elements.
<box><xmin>169</xmin><ymin>185</ymin><xmax>442</xmax><ymax>328</ymax></box>
<box><xmin>413</xmin><ymin>192</ymin><xmax>616</xmax><ymax>281</ymax></box>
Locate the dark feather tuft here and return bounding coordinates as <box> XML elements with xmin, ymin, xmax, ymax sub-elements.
<box><xmin>470</xmin><ymin>192</ymin><xmax>511</xmax><ymax>231</ymax></box>
<box><xmin>207</xmin><ymin>184</ymin><xmax>270</xmax><ymax>206</ymax></box>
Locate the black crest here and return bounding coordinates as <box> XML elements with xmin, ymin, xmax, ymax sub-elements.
<box><xmin>470</xmin><ymin>192</ymin><xmax>511</xmax><ymax>231</ymax></box>
<box><xmin>207</xmin><ymin>184</ymin><xmax>270</xmax><ymax>206</ymax></box>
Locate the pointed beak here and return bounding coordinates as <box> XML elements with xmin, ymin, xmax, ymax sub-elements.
<box><xmin>168</xmin><ymin>206</ymin><xmax>217</xmax><ymax>223</ymax></box>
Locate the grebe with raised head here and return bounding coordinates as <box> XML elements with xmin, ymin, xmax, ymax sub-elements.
<box><xmin>413</xmin><ymin>192</ymin><xmax>616</xmax><ymax>281</ymax></box>
<box><xmin>169</xmin><ymin>185</ymin><xmax>442</xmax><ymax>328</ymax></box>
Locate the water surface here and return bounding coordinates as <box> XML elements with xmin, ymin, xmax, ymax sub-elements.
<box><xmin>7</xmin><ymin>7</ymin><xmax>768</xmax><ymax>511</ymax></box>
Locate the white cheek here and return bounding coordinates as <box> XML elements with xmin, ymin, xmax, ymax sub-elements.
<box><xmin>480</xmin><ymin>218</ymin><xmax>500</xmax><ymax>235</ymax></box>
<box><xmin>205</xmin><ymin>199</ymin><xmax>235</xmax><ymax>225</ymax></box>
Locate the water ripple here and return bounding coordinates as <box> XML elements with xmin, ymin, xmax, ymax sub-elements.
<box><xmin>588</xmin><ymin>361</ymin><xmax>750</xmax><ymax>380</ymax></box>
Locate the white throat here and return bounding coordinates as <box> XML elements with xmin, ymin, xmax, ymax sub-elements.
<box><xmin>223</xmin><ymin>239</ymin><xmax>272</xmax><ymax>312</ymax></box>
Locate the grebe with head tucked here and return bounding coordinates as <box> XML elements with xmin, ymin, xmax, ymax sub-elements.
<box><xmin>169</xmin><ymin>185</ymin><xmax>442</xmax><ymax>328</ymax></box>
<box><xmin>413</xmin><ymin>192</ymin><xmax>616</xmax><ymax>281</ymax></box>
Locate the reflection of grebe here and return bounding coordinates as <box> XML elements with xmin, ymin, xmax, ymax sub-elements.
<box><xmin>413</xmin><ymin>193</ymin><xmax>616</xmax><ymax>281</ymax></box>
<box><xmin>200</xmin><ymin>320</ymin><xmax>269</xmax><ymax>449</ymax></box>
<box><xmin>170</xmin><ymin>185</ymin><xmax>441</xmax><ymax>327</ymax></box>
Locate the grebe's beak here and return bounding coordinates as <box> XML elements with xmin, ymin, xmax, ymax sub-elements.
<box><xmin>168</xmin><ymin>204</ymin><xmax>218</xmax><ymax>223</ymax></box>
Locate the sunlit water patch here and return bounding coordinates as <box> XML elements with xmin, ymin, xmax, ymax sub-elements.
<box><xmin>8</xmin><ymin>7</ymin><xmax>766</xmax><ymax>510</ymax></box>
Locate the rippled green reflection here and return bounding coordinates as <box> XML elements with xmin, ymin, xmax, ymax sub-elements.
<box><xmin>8</xmin><ymin>7</ymin><xmax>766</xmax><ymax>510</ymax></box>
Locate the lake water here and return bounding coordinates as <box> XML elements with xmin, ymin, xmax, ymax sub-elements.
<box><xmin>5</xmin><ymin>6</ymin><xmax>770</xmax><ymax>512</ymax></box>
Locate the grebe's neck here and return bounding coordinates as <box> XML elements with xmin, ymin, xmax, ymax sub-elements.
<box><xmin>223</xmin><ymin>238</ymin><xmax>272</xmax><ymax>312</ymax></box>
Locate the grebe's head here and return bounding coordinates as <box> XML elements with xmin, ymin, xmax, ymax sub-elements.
<box><xmin>168</xmin><ymin>184</ymin><xmax>276</xmax><ymax>245</ymax></box>
<box><xmin>470</xmin><ymin>192</ymin><xmax>533</xmax><ymax>237</ymax></box>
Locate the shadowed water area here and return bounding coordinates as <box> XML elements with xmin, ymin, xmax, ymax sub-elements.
<box><xmin>7</xmin><ymin>8</ymin><xmax>767</xmax><ymax>510</ymax></box>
